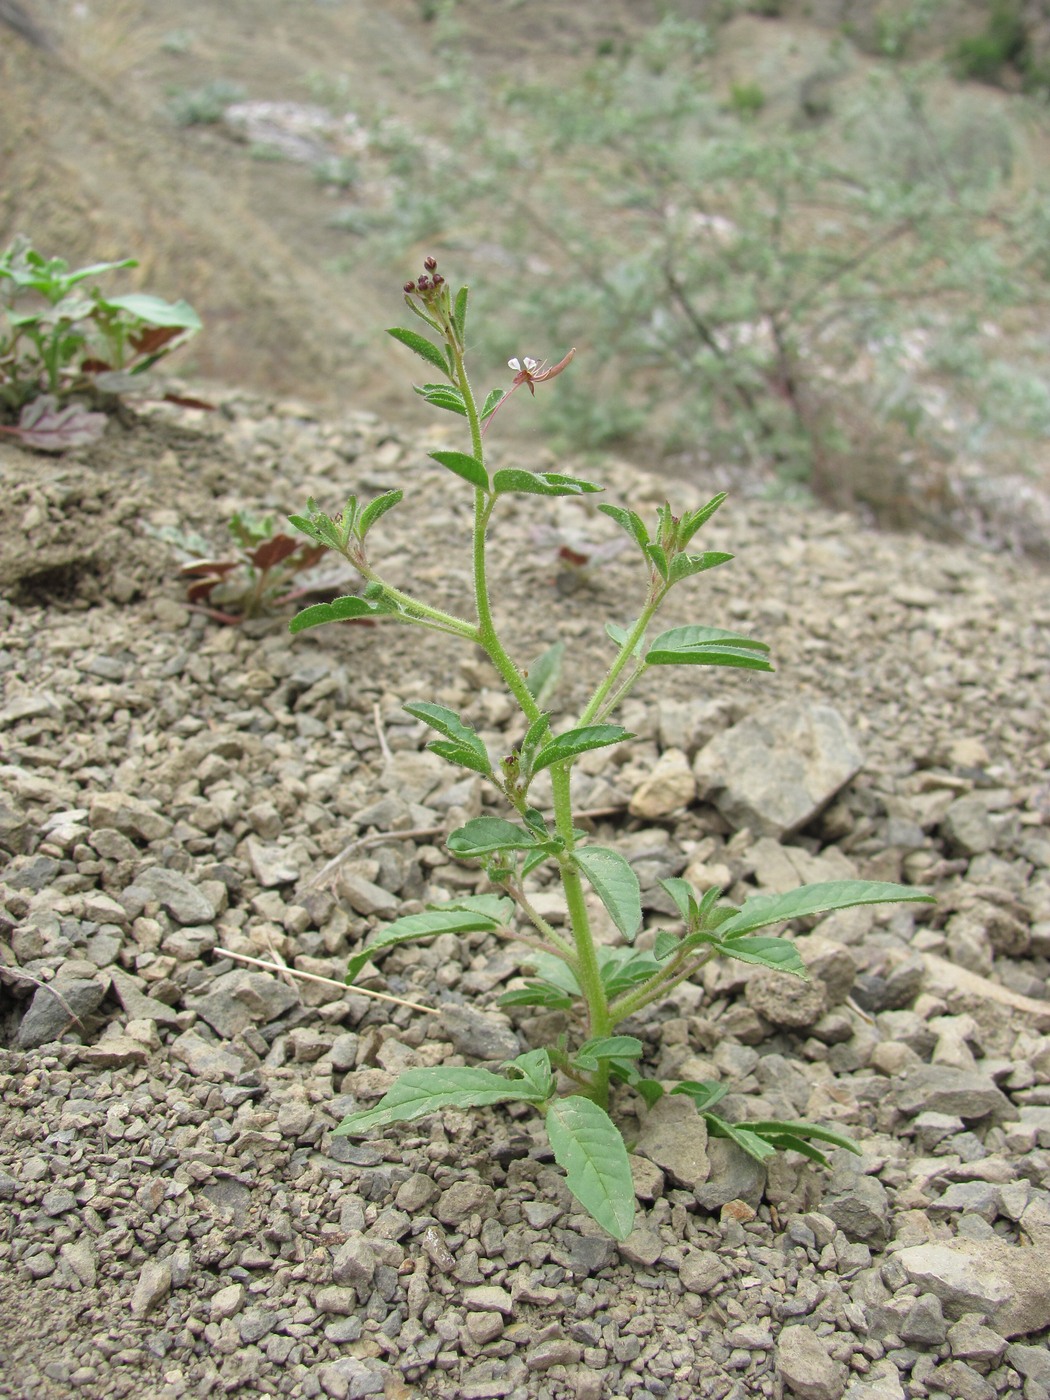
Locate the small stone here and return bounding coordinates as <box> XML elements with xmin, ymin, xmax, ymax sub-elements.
<box><xmin>435</xmin><ymin>1180</ymin><xmax>497</xmax><ymax>1223</ymax></box>
<box><xmin>1006</xmin><ymin>1342</ymin><xmax>1050</xmax><ymax>1389</ymax></box>
<box><xmin>237</xmin><ymin>1306</ymin><xmax>276</xmax><ymax>1344</ymax></box>
<box><xmin>59</xmin><ymin>1240</ymin><xmax>97</xmax><ymax>1288</ymax></box>
<box><xmin>526</xmin><ymin>1338</ymin><xmax>582</xmax><ymax>1371</ymax></box>
<box><xmin>899</xmin><ymin>1292</ymin><xmax>948</xmax><ymax>1346</ymax></box>
<box><xmin>635</xmin><ymin>1094</ymin><xmax>709</xmax><ymax>1188</ymax></box>
<box><xmin>210</xmin><ymin>1284</ymin><xmax>245</xmax><ymax>1319</ymax></box>
<box><xmin>617</xmin><ymin>1227</ymin><xmax>663</xmax><ymax>1266</ymax></box>
<box><xmin>824</xmin><ymin>1173</ymin><xmax>891</xmax><ymax>1247</ymax></box>
<box><xmin>466</xmin><ymin>1311</ymin><xmax>504</xmax><ymax>1344</ymax></box>
<box><xmin>394</xmin><ymin>1172</ymin><xmax>439</xmax><ymax>1213</ymax></box>
<box><xmin>130</xmin><ymin>1262</ymin><xmax>171</xmax><ymax>1318</ymax></box>
<box><xmin>842</xmin><ymin>1359</ymin><xmax>905</xmax><ymax>1399</ymax></box>
<box><xmin>746</xmin><ymin>968</ymin><xmax>829</xmax><ymax>1028</ymax></box>
<box><xmin>336</xmin><ymin>869</ymin><xmax>399</xmax><ymax>916</ymax></box>
<box><xmin>897</xmin><ymin>1239</ymin><xmax>1050</xmax><ymax>1336</ymax></box>
<box><xmin>693</xmin><ymin>1137</ymin><xmax>767</xmax><ymax>1211</ymax></box>
<box><xmin>169</xmin><ymin>1030</ymin><xmax>244</xmax><ymax>1080</ymax></box>
<box><xmin>15</xmin><ymin>977</ymin><xmax>106</xmax><ymax>1050</ymax></box>
<box><xmin>89</xmin><ymin>791</ymin><xmax>171</xmax><ymax>843</ymax></box>
<box><xmin>245</xmin><ymin>837</ymin><xmax>299</xmax><ymax>887</ymax></box>
<box><xmin>437</xmin><ymin>1004</ymin><xmax>520</xmax><ymax>1061</ymax></box>
<box><xmin>776</xmin><ymin>1323</ymin><xmax>847</xmax><ymax>1400</ymax></box>
<box><xmin>947</xmin><ymin>1316</ymin><xmax>1007</xmax><ymax>1365</ymax></box>
<box><xmin>693</xmin><ymin>701</ymin><xmax>863</xmax><ymax>839</ymax></box>
<box><xmin>462</xmin><ymin>1285</ymin><xmax>514</xmax><ymax>1315</ymax></box>
<box><xmin>331</xmin><ymin>1234</ymin><xmax>376</xmax><ymax>1292</ymax></box>
<box><xmin>315</xmin><ymin>1286</ymin><xmax>358</xmax><ymax>1316</ymax></box>
<box><xmin>679</xmin><ymin>1249</ymin><xmax>729</xmax><ymax>1295</ymax></box>
<box><xmin>132</xmin><ymin>867</ymin><xmax>218</xmax><ymax>925</ymax></box>
<box><xmin>894</xmin><ymin>1065</ymin><xmax>1017</xmax><ymax>1123</ymax></box>
<box><xmin>41</xmin><ymin>1189</ymin><xmax>77</xmax><ymax>1216</ymax></box>
<box><xmin>928</xmin><ymin>1360</ymin><xmax>996</xmax><ymax>1400</ymax></box>
<box><xmin>629</xmin><ymin>747</ymin><xmax>696</xmax><ymax>819</ymax></box>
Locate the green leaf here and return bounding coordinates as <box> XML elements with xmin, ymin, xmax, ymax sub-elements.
<box><xmin>480</xmin><ymin>387</ymin><xmax>505</xmax><ymax>419</ymax></box>
<box><xmin>521</xmin><ymin>952</ymin><xmax>583</xmax><ymax>997</ymax></box>
<box><xmin>289</xmin><ymin>596</ymin><xmax>384</xmax><ymax>634</ymax></box>
<box><xmin>754</xmin><ymin>1131</ymin><xmax>832</xmax><ymax>1166</ymax></box>
<box><xmin>545</xmin><ymin>1097</ymin><xmax>635</xmax><ymax>1241</ymax></box>
<box><xmin>429</xmin><ymin>449</ymin><xmax>488</xmax><ymax>490</ymax></box>
<box><xmin>575</xmin><ymin>1035</ymin><xmax>644</xmax><ymax>1066</ymax></box>
<box><xmin>646</xmin><ymin>625</ymin><xmax>773</xmax><ymax>671</ymax></box>
<box><xmin>644</xmin><ymin>543</ymin><xmax>669</xmax><ymax>581</ymax></box>
<box><xmin>573</xmin><ymin>847</ymin><xmax>642</xmax><ymax>942</ymax></box>
<box><xmin>102</xmin><ymin>293</ymin><xmax>201</xmax><ymax>329</ymax></box>
<box><xmin>606</xmin><ymin>620</ymin><xmax>648</xmax><ymax>657</ymax></box>
<box><xmin>659</xmin><ymin>877</ymin><xmax>699</xmax><ymax>926</ymax></box>
<box><xmin>652</xmin><ymin>929</ymin><xmax>680</xmax><ymax>961</ymax></box>
<box><xmin>492</xmin><ymin>469</ymin><xmax>603</xmax><ymax>497</ymax></box>
<box><xmin>679</xmin><ymin>492</ymin><xmax>727</xmax><ymax>545</ymax></box>
<box><xmin>627</xmin><ymin>1076</ymin><xmax>665</xmax><ymax>1109</ymax></box>
<box><xmin>416</xmin><ymin>385</ymin><xmax>468</xmax><ymax>416</ymax></box>
<box><xmin>533</xmin><ymin>724</ymin><xmax>632</xmax><ymax>773</ymax></box>
<box><xmin>358</xmin><ymin>489</ymin><xmax>403</xmax><ymax>537</ymax></box>
<box><xmin>598</xmin><ymin>503</ymin><xmax>650</xmax><ymax>549</ymax></box>
<box><xmin>712</xmin><ymin>934</ymin><xmax>809</xmax><ymax>978</ymax></box>
<box><xmin>671</xmin><ymin>1080</ymin><xmax>730</xmax><ymax>1112</ymax></box>
<box><xmin>387</xmin><ymin>326</ymin><xmax>450</xmax><ymax>375</ymax></box>
<box><xmin>504</xmin><ymin>1048</ymin><xmax>554</xmax><ymax>1100</ymax></box>
<box><xmin>704</xmin><ymin>1116</ymin><xmax>778</xmax><ymax>1163</ymax></box>
<box><xmin>597</xmin><ymin>945</ymin><xmax>662</xmax><ymax>997</ymax></box>
<box><xmin>345</xmin><ymin>901</ymin><xmax>508</xmax><ymax>983</ymax></box>
<box><xmin>452</xmin><ymin>285</ymin><xmax>469</xmax><ymax>344</ymax></box>
<box><xmin>334</xmin><ymin>1065</ymin><xmax>543</xmax><ymax>1135</ymax></box>
<box><xmin>447</xmin><ymin>816</ymin><xmax>539</xmax><ymax>858</ymax></box>
<box><xmin>520</xmin><ymin>712</ymin><xmax>553</xmax><ymax>769</ymax></box>
<box><xmin>498</xmin><ymin>983</ymin><xmax>574</xmax><ymax>1011</ymax></box>
<box><xmin>524</xmin><ymin>642</ymin><xmax>564</xmax><ymax>706</ymax></box>
<box><xmin>668</xmin><ymin>551</ymin><xmax>733</xmax><ymax>585</ymax></box>
<box><xmin>404</xmin><ymin>701</ymin><xmax>490</xmax><ymax>775</ymax></box>
<box><xmin>718</xmin><ymin>880</ymin><xmax>935</xmax><ymax>938</ymax></box>
<box><xmin>746</xmin><ymin>1119</ymin><xmax>862</xmax><ymax>1156</ymax></box>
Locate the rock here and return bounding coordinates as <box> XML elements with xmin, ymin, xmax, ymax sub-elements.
<box><xmin>692</xmin><ymin>701</ymin><xmax>863</xmax><ymax>839</ymax></box>
<box><xmin>130</xmin><ymin>1261</ymin><xmax>171</xmax><ymax>1318</ymax></box>
<box><xmin>894</xmin><ymin>1065</ymin><xmax>1017</xmax><ymax>1122</ymax></box>
<box><xmin>210</xmin><ymin>1283</ymin><xmax>246</xmax><ymax>1319</ymax></box>
<box><xmin>693</xmin><ymin>1138</ymin><xmax>767</xmax><ymax>1211</ymax></box>
<box><xmin>823</xmin><ymin>1173</ymin><xmax>891</xmax><ymax>1247</ymax></box>
<box><xmin>617</xmin><ymin>1227</ymin><xmax>663</xmax><ymax>1266</ymax></box>
<box><xmin>1007</xmin><ymin>1343</ymin><xmax>1050</xmax><ymax>1389</ymax></box>
<box><xmin>331</xmin><ymin>1234</ymin><xmax>376</xmax><ymax>1293</ymax></box>
<box><xmin>947</xmin><ymin>1317</ymin><xmax>1007</xmax><ymax>1365</ymax></box>
<box><xmin>628</xmin><ymin>1153</ymin><xmax>666</xmax><ymax>1202</ymax></box>
<box><xmin>89</xmin><ymin>791</ymin><xmax>171</xmax><ymax>843</ymax></box>
<box><xmin>941</xmin><ymin>796</ymin><xmax>998</xmax><ymax>856</ymax></box>
<box><xmin>525</xmin><ymin>1338</ymin><xmax>582</xmax><ymax>1371</ymax></box>
<box><xmin>776</xmin><ymin>1324</ymin><xmax>847</xmax><ymax>1400</ymax></box>
<box><xmin>842</xmin><ymin>1360</ymin><xmax>905</xmax><ymax>1399</ymax></box>
<box><xmin>245</xmin><ymin>837</ymin><xmax>300</xmax><ymax>887</ymax></box>
<box><xmin>59</xmin><ymin>1240</ymin><xmax>97</xmax><ymax>1288</ymax></box>
<box><xmin>897</xmin><ymin>1238</ymin><xmax>1050</xmax><ymax>1336</ymax></box>
<box><xmin>746</xmin><ymin>967</ymin><xmax>829</xmax><ymax>1028</ymax></box>
<box><xmin>435</xmin><ymin>1180</ymin><xmax>497</xmax><ymax>1223</ymax></box>
<box><xmin>927</xmin><ymin>1361</ymin><xmax>996</xmax><ymax>1400</ymax></box>
<box><xmin>635</xmin><ymin>1094</ymin><xmax>710</xmax><ymax>1189</ymax></box>
<box><xmin>437</xmin><ymin>1003</ymin><xmax>519</xmax><ymax>1061</ymax></box>
<box><xmin>899</xmin><ymin>1292</ymin><xmax>948</xmax><ymax>1346</ymax></box>
<box><xmin>190</xmin><ymin>969</ymin><xmax>298</xmax><ymax>1037</ymax></box>
<box><xmin>678</xmin><ymin>1249</ymin><xmax>729</xmax><ymax>1295</ymax></box>
<box><xmin>131</xmin><ymin>867</ymin><xmax>219</xmax><ymax>925</ymax></box>
<box><xmin>169</xmin><ymin>1030</ymin><xmax>244</xmax><ymax>1080</ymax></box>
<box><xmin>628</xmin><ymin>747</ymin><xmax>696</xmax><ymax>819</ymax></box>
<box><xmin>15</xmin><ymin>977</ymin><xmax>106</xmax><ymax>1049</ymax></box>
<box><xmin>336</xmin><ymin>869</ymin><xmax>399</xmax><ymax>916</ymax></box>
<box><xmin>461</xmin><ymin>1285</ymin><xmax>514</xmax><ymax>1315</ymax></box>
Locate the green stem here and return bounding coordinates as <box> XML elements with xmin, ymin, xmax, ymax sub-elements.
<box><xmin>356</xmin><ymin>566</ymin><xmax>478</xmax><ymax>640</ymax></box>
<box><xmin>608</xmin><ymin>947</ymin><xmax>716</xmax><ymax>1025</ymax></box>
<box><xmin>503</xmin><ymin>883</ymin><xmax>580</xmax><ymax>968</ymax></box>
<box><xmin>577</xmin><ymin>590</ymin><xmax>667</xmax><ymax>727</ymax></box>
<box><xmin>551</xmin><ymin>762</ymin><xmax>612</xmax><ymax>1107</ymax></box>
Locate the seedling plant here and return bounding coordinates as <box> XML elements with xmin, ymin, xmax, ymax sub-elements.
<box><xmin>0</xmin><ymin>237</ymin><xmax>200</xmax><ymax>449</ymax></box>
<box><xmin>288</xmin><ymin>259</ymin><xmax>934</xmax><ymax>1240</ymax></box>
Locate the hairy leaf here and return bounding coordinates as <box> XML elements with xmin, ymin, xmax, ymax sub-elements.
<box><xmin>533</xmin><ymin>724</ymin><xmax>632</xmax><ymax>773</ymax></box>
<box><xmin>288</xmin><ymin>595</ymin><xmax>384</xmax><ymax>634</ymax></box>
<box><xmin>358</xmin><ymin>489</ymin><xmax>404</xmax><ymax>537</ymax></box>
<box><xmin>679</xmin><ymin>492</ymin><xmax>727</xmax><ymax>545</ymax></box>
<box><xmin>447</xmin><ymin>816</ymin><xmax>540</xmax><ymax>857</ymax></box>
<box><xmin>598</xmin><ymin>503</ymin><xmax>650</xmax><ymax>549</ymax></box>
<box><xmin>668</xmin><ymin>551</ymin><xmax>733</xmax><ymax>584</ymax></box>
<box><xmin>492</xmin><ymin>468</ymin><xmax>603</xmax><ymax>497</ymax></box>
<box><xmin>387</xmin><ymin>326</ymin><xmax>450</xmax><ymax>375</ymax></box>
<box><xmin>573</xmin><ymin>847</ymin><xmax>642</xmax><ymax>942</ymax></box>
<box><xmin>719</xmin><ymin>880</ymin><xmax>934</xmax><ymax>939</ymax></box>
<box><xmin>346</xmin><ymin>901</ymin><xmax>508</xmax><ymax>984</ymax></box>
<box><xmin>503</xmin><ymin>1048</ymin><xmax>554</xmax><ymax>1100</ymax></box>
<box><xmin>524</xmin><ymin>643</ymin><xmax>564</xmax><ymax>707</ymax></box>
<box><xmin>711</xmin><ymin>935</ymin><xmax>809</xmax><ymax>978</ymax></box>
<box><xmin>404</xmin><ymin>701</ymin><xmax>490</xmax><ymax>775</ymax></box>
<box><xmin>545</xmin><ymin>1097</ymin><xmax>635</xmax><ymax>1240</ymax></box>
<box><xmin>334</xmin><ymin>1065</ymin><xmax>544</xmax><ymax>1135</ymax></box>
<box><xmin>5</xmin><ymin>396</ymin><xmax>106</xmax><ymax>451</ymax></box>
<box><xmin>646</xmin><ymin>625</ymin><xmax>773</xmax><ymax>670</ymax></box>
<box><xmin>429</xmin><ymin>449</ymin><xmax>489</xmax><ymax>490</ymax></box>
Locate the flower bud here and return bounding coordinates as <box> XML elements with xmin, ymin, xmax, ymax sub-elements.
<box><xmin>403</xmin><ymin>282</ymin><xmax>416</xmax><ymax>294</ymax></box>
<box><xmin>417</xmin><ymin>275</ymin><xmax>430</xmax><ymax>290</ymax></box>
<box><xmin>424</xmin><ymin>255</ymin><xmax>438</xmax><ymax>271</ymax></box>
<box><xmin>432</xmin><ymin>273</ymin><xmax>445</xmax><ymax>287</ymax></box>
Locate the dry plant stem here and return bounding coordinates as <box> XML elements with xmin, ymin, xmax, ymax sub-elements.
<box><xmin>215</xmin><ymin>947</ymin><xmax>440</xmax><ymax>1015</ymax></box>
<box><xmin>1</xmin><ymin>968</ymin><xmax>85</xmax><ymax>1031</ymax></box>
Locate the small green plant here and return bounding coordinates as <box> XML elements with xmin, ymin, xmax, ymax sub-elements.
<box><xmin>0</xmin><ymin>238</ymin><xmax>200</xmax><ymax>448</ymax></box>
<box><xmin>288</xmin><ymin>259</ymin><xmax>934</xmax><ymax>1239</ymax></box>
<box><xmin>166</xmin><ymin>79</ymin><xmax>244</xmax><ymax>126</ymax></box>
<box><xmin>728</xmin><ymin>80</ymin><xmax>765</xmax><ymax>117</ymax></box>
<box><xmin>162</xmin><ymin>512</ymin><xmax>335</xmax><ymax>623</ymax></box>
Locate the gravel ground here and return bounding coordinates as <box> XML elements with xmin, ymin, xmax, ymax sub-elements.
<box><xmin>1</xmin><ymin>390</ymin><xmax>1049</xmax><ymax>1400</ymax></box>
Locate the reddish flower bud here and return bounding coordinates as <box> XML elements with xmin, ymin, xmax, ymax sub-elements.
<box><xmin>432</xmin><ymin>273</ymin><xmax>445</xmax><ymax>287</ymax></box>
<box><xmin>403</xmin><ymin>282</ymin><xmax>416</xmax><ymax>294</ymax></box>
<box><xmin>417</xmin><ymin>275</ymin><xmax>430</xmax><ymax>290</ymax></box>
<box><xmin>423</xmin><ymin>255</ymin><xmax>438</xmax><ymax>271</ymax></box>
